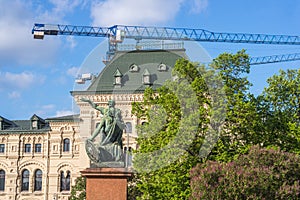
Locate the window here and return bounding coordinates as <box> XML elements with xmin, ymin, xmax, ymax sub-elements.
<box><xmin>124</xmin><ymin>146</ymin><xmax>132</xmax><ymax>152</ymax></box>
<box><xmin>125</xmin><ymin>122</ymin><xmax>132</xmax><ymax>133</ymax></box>
<box><xmin>35</xmin><ymin>143</ymin><xmax>42</xmax><ymax>153</ymax></box>
<box><xmin>124</xmin><ymin>147</ymin><xmax>133</xmax><ymax>167</ymax></box>
<box><xmin>34</xmin><ymin>169</ymin><xmax>42</xmax><ymax>191</ymax></box>
<box><xmin>129</xmin><ymin>64</ymin><xmax>139</xmax><ymax>72</ymax></box>
<box><xmin>0</xmin><ymin>144</ymin><xmax>5</xmax><ymax>153</ymax></box>
<box><xmin>21</xmin><ymin>169</ymin><xmax>29</xmax><ymax>191</ymax></box>
<box><xmin>63</xmin><ymin>139</ymin><xmax>70</xmax><ymax>152</ymax></box>
<box><xmin>60</xmin><ymin>171</ymin><xmax>70</xmax><ymax>191</ymax></box>
<box><xmin>32</xmin><ymin>120</ymin><xmax>38</xmax><ymax>129</ymax></box>
<box><xmin>158</xmin><ymin>63</ymin><xmax>167</xmax><ymax>71</ymax></box>
<box><xmin>0</xmin><ymin>170</ymin><xmax>5</xmax><ymax>191</ymax></box>
<box><xmin>141</xmin><ymin>121</ymin><xmax>148</xmax><ymax>126</ymax></box>
<box><xmin>24</xmin><ymin>144</ymin><xmax>31</xmax><ymax>153</ymax></box>
<box><xmin>114</xmin><ymin>68</ymin><xmax>122</xmax><ymax>86</ymax></box>
<box><xmin>115</xmin><ymin>76</ymin><xmax>122</xmax><ymax>85</ymax></box>
<box><xmin>143</xmin><ymin>69</ymin><xmax>151</xmax><ymax>85</ymax></box>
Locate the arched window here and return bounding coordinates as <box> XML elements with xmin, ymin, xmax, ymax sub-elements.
<box><xmin>125</xmin><ymin>122</ymin><xmax>132</xmax><ymax>133</ymax></box>
<box><xmin>21</xmin><ymin>169</ymin><xmax>29</xmax><ymax>191</ymax></box>
<box><xmin>34</xmin><ymin>169</ymin><xmax>42</xmax><ymax>191</ymax></box>
<box><xmin>129</xmin><ymin>64</ymin><xmax>139</xmax><ymax>72</ymax></box>
<box><xmin>63</xmin><ymin>139</ymin><xmax>70</xmax><ymax>152</ymax></box>
<box><xmin>0</xmin><ymin>170</ymin><xmax>5</xmax><ymax>191</ymax></box>
<box><xmin>60</xmin><ymin>171</ymin><xmax>71</xmax><ymax>191</ymax></box>
<box><xmin>141</xmin><ymin>121</ymin><xmax>147</xmax><ymax>126</ymax></box>
<box><xmin>66</xmin><ymin>171</ymin><xmax>70</xmax><ymax>191</ymax></box>
<box><xmin>124</xmin><ymin>146</ymin><xmax>132</xmax><ymax>153</ymax></box>
<box><xmin>158</xmin><ymin>63</ymin><xmax>167</xmax><ymax>71</ymax></box>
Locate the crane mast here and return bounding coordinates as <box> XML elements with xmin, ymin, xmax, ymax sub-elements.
<box><xmin>32</xmin><ymin>23</ymin><xmax>300</xmax><ymax>65</ymax></box>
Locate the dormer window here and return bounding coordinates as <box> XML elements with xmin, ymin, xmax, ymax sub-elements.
<box><xmin>158</xmin><ymin>63</ymin><xmax>168</xmax><ymax>71</ymax></box>
<box><xmin>114</xmin><ymin>68</ymin><xmax>123</xmax><ymax>86</ymax></box>
<box><xmin>115</xmin><ymin>76</ymin><xmax>121</xmax><ymax>85</ymax></box>
<box><xmin>143</xmin><ymin>69</ymin><xmax>151</xmax><ymax>85</ymax></box>
<box><xmin>0</xmin><ymin>116</ymin><xmax>15</xmax><ymax>130</ymax></box>
<box><xmin>30</xmin><ymin>114</ymin><xmax>47</xmax><ymax>130</ymax></box>
<box><xmin>32</xmin><ymin>120</ymin><xmax>38</xmax><ymax>129</ymax></box>
<box><xmin>129</xmin><ymin>64</ymin><xmax>139</xmax><ymax>72</ymax></box>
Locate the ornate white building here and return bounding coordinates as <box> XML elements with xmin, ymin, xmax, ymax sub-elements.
<box><xmin>0</xmin><ymin>44</ymin><xmax>187</xmax><ymax>199</ymax></box>
<box><xmin>0</xmin><ymin>114</ymin><xmax>82</xmax><ymax>200</ymax></box>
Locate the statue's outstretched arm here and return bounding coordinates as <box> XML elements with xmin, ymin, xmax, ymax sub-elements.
<box><xmin>80</xmin><ymin>98</ymin><xmax>106</xmax><ymax>114</ymax></box>
<box><xmin>80</xmin><ymin>98</ymin><xmax>97</xmax><ymax>109</ymax></box>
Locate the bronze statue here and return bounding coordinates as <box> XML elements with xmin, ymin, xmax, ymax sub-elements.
<box><xmin>81</xmin><ymin>98</ymin><xmax>125</xmax><ymax>167</ymax></box>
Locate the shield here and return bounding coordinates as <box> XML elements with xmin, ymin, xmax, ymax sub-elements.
<box><xmin>85</xmin><ymin>139</ymin><xmax>99</xmax><ymax>163</ymax></box>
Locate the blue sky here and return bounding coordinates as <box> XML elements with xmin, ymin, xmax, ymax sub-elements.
<box><xmin>1</xmin><ymin>0</ymin><xmax>300</xmax><ymax>120</ymax></box>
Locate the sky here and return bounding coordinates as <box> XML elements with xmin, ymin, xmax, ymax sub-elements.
<box><xmin>1</xmin><ymin>0</ymin><xmax>300</xmax><ymax>120</ymax></box>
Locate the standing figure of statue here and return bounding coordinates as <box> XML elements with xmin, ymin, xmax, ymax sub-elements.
<box><xmin>81</xmin><ymin>98</ymin><xmax>125</xmax><ymax>167</ymax></box>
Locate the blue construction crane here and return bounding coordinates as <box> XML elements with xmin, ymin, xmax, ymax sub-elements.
<box><xmin>32</xmin><ymin>23</ymin><xmax>300</xmax><ymax>65</ymax></box>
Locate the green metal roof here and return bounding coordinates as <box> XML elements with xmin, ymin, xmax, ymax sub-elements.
<box><xmin>114</xmin><ymin>68</ymin><xmax>122</xmax><ymax>77</ymax></box>
<box><xmin>71</xmin><ymin>49</ymin><xmax>187</xmax><ymax>95</ymax></box>
<box><xmin>31</xmin><ymin>114</ymin><xmax>46</xmax><ymax>123</ymax></box>
<box><xmin>0</xmin><ymin>114</ymin><xmax>50</xmax><ymax>134</ymax></box>
<box><xmin>46</xmin><ymin>114</ymin><xmax>80</xmax><ymax>122</ymax></box>
<box><xmin>143</xmin><ymin>69</ymin><xmax>150</xmax><ymax>76</ymax></box>
<box><xmin>0</xmin><ymin>114</ymin><xmax>81</xmax><ymax>134</ymax></box>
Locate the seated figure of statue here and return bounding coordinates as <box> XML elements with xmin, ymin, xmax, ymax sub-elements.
<box><xmin>81</xmin><ymin>98</ymin><xmax>125</xmax><ymax>167</ymax></box>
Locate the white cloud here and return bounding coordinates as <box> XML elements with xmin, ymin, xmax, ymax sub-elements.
<box><xmin>90</xmin><ymin>0</ymin><xmax>185</xmax><ymax>26</ymax></box>
<box><xmin>90</xmin><ymin>0</ymin><xmax>209</xmax><ymax>26</ymax></box>
<box><xmin>42</xmin><ymin>104</ymin><xmax>56</xmax><ymax>110</ymax></box>
<box><xmin>0</xmin><ymin>1</ymin><xmax>61</xmax><ymax>67</ymax></box>
<box><xmin>0</xmin><ymin>0</ymin><xmax>89</xmax><ymax>67</ymax></box>
<box><xmin>190</xmin><ymin>0</ymin><xmax>208</xmax><ymax>14</ymax></box>
<box><xmin>0</xmin><ymin>71</ymin><xmax>45</xmax><ymax>90</ymax></box>
<box><xmin>49</xmin><ymin>0</ymin><xmax>88</xmax><ymax>15</ymax></box>
<box><xmin>66</xmin><ymin>36</ymin><xmax>77</xmax><ymax>49</ymax></box>
<box><xmin>0</xmin><ymin>0</ymin><xmax>209</xmax><ymax>68</ymax></box>
<box><xmin>67</xmin><ymin>66</ymin><xmax>80</xmax><ymax>77</ymax></box>
<box><xmin>8</xmin><ymin>91</ymin><xmax>21</xmax><ymax>99</ymax></box>
<box><xmin>55</xmin><ymin>110</ymin><xmax>75</xmax><ymax>117</ymax></box>
<box><xmin>37</xmin><ymin>0</ymin><xmax>89</xmax><ymax>24</ymax></box>
<box><xmin>34</xmin><ymin>104</ymin><xmax>56</xmax><ymax>117</ymax></box>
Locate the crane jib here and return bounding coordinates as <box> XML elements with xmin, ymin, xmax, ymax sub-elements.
<box><xmin>31</xmin><ymin>23</ymin><xmax>300</xmax><ymax>64</ymax></box>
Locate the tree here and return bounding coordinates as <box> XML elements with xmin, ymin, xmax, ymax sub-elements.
<box><xmin>257</xmin><ymin>69</ymin><xmax>300</xmax><ymax>153</ymax></box>
<box><xmin>131</xmin><ymin>59</ymin><xmax>211</xmax><ymax>199</ymax></box>
<box><xmin>190</xmin><ymin>146</ymin><xmax>300</xmax><ymax>200</ymax></box>
<box><xmin>70</xmin><ymin>176</ymin><xmax>86</xmax><ymax>200</ymax></box>
<box><xmin>131</xmin><ymin>50</ymin><xmax>255</xmax><ymax>199</ymax></box>
<box><xmin>207</xmin><ymin>49</ymin><xmax>259</xmax><ymax>162</ymax></box>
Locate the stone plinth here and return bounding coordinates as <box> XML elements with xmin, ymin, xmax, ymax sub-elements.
<box><xmin>81</xmin><ymin>168</ymin><xmax>133</xmax><ymax>200</ymax></box>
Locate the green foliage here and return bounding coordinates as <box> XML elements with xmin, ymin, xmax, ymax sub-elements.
<box><xmin>212</xmin><ymin>49</ymin><xmax>251</xmax><ymax>102</ymax></box>
<box><xmin>127</xmin><ymin>173</ymin><xmax>143</xmax><ymax>200</ymax></box>
<box><xmin>190</xmin><ymin>146</ymin><xmax>300</xmax><ymax>199</ymax></box>
<box><xmin>208</xmin><ymin>49</ymin><xmax>259</xmax><ymax>162</ymax></box>
<box><xmin>130</xmin><ymin>50</ymin><xmax>259</xmax><ymax>199</ymax></box>
<box><xmin>70</xmin><ymin>176</ymin><xmax>86</xmax><ymax>200</ymax></box>
<box><xmin>130</xmin><ymin>50</ymin><xmax>300</xmax><ymax>199</ymax></box>
<box><xmin>131</xmin><ymin>59</ymin><xmax>212</xmax><ymax>199</ymax></box>
<box><xmin>256</xmin><ymin>69</ymin><xmax>300</xmax><ymax>153</ymax></box>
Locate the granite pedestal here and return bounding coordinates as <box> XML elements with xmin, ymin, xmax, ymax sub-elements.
<box><xmin>81</xmin><ymin>168</ymin><xmax>133</xmax><ymax>200</ymax></box>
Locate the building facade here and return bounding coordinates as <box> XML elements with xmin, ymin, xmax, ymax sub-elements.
<box><xmin>0</xmin><ymin>43</ymin><xmax>187</xmax><ymax>199</ymax></box>
<box><xmin>0</xmin><ymin>114</ymin><xmax>84</xmax><ymax>200</ymax></box>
